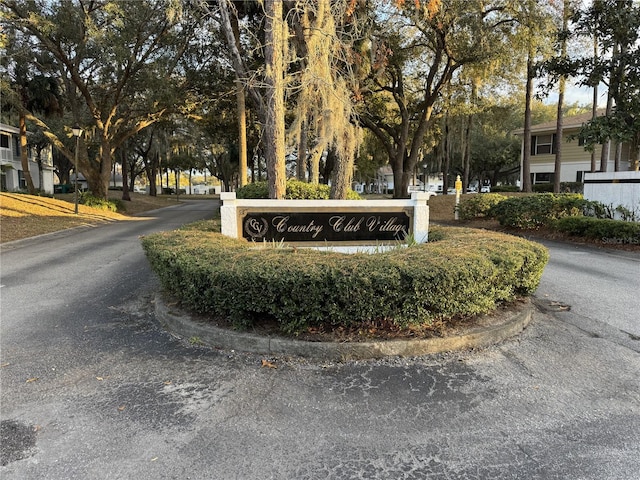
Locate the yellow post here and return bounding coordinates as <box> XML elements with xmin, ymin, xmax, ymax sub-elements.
<box><xmin>454</xmin><ymin>175</ymin><xmax>462</xmax><ymax>220</ymax></box>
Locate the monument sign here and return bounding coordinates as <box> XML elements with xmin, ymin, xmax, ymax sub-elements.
<box><xmin>220</xmin><ymin>192</ymin><xmax>434</xmax><ymax>245</ymax></box>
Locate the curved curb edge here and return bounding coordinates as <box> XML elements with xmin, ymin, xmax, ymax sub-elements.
<box><xmin>154</xmin><ymin>295</ymin><xmax>534</xmax><ymax>361</ymax></box>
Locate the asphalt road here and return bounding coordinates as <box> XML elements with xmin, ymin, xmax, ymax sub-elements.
<box><xmin>534</xmin><ymin>238</ymin><xmax>640</xmax><ymax>340</ymax></box>
<box><xmin>1</xmin><ymin>201</ymin><xmax>639</xmax><ymax>479</ymax></box>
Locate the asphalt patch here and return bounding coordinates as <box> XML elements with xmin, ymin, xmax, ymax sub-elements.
<box><xmin>0</xmin><ymin>419</ymin><xmax>37</xmax><ymax>466</ymax></box>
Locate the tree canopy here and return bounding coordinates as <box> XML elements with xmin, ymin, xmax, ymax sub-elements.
<box><xmin>2</xmin><ymin>0</ymin><xmax>637</xmax><ymax>200</ymax></box>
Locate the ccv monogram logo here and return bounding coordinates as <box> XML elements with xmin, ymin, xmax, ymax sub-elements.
<box><xmin>244</xmin><ymin>217</ymin><xmax>269</xmax><ymax>238</ymax></box>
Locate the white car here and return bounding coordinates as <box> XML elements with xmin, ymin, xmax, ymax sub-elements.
<box><xmin>480</xmin><ymin>185</ymin><xmax>491</xmax><ymax>193</ymax></box>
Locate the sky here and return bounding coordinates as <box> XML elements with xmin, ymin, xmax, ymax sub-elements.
<box><xmin>544</xmin><ymin>80</ymin><xmax>607</xmax><ymax>108</ymax></box>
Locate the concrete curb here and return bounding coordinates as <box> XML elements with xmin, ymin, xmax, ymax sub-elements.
<box><xmin>154</xmin><ymin>295</ymin><xmax>534</xmax><ymax>361</ymax></box>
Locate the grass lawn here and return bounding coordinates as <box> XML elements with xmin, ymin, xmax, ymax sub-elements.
<box><xmin>0</xmin><ymin>191</ymin><xmax>185</xmax><ymax>243</ymax></box>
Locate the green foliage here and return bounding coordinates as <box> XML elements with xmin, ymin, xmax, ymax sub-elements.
<box><xmin>236</xmin><ymin>179</ymin><xmax>361</xmax><ymax>200</ymax></box>
<box><xmin>491</xmin><ymin>185</ymin><xmax>520</xmax><ymax>193</ymax></box>
<box><xmin>78</xmin><ymin>192</ymin><xmax>122</xmax><ymax>212</ymax></box>
<box><xmin>489</xmin><ymin>194</ymin><xmax>587</xmax><ymax>229</ymax></box>
<box><xmin>583</xmin><ymin>200</ymin><xmax>615</xmax><ymax>219</ymax></box>
<box><xmin>235</xmin><ymin>181</ymin><xmax>269</xmax><ymax>199</ymax></box>
<box><xmin>565</xmin><ymin>0</ymin><xmax>640</xmax><ymax>158</ymax></box>
<box><xmin>142</xmin><ymin>227</ymin><xmax>548</xmax><ymax>335</ymax></box>
<box><xmin>559</xmin><ymin>182</ymin><xmax>584</xmax><ymax>194</ymax></box>
<box><xmin>584</xmin><ymin>201</ymin><xmax>638</xmax><ymax>221</ymax></box>
<box><xmin>553</xmin><ymin>216</ymin><xmax>640</xmax><ymax>244</ymax></box>
<box><xmin>457</xmin><ymin>193</ymin><xmax>507</xmax><ymax>220</ymax></box>
<box><xmin>532</xmin><ymin>183</ymin><xmax>583</xmax><ymax>193</ymax></box>
<box><xmin>613</xmin><ymin>205</ymin><xmax>638</xmax><ymax>222</ymax></box>
<box><xmin>532</xmin><ymin>184</ymin><xmax>554</xmax><ymax>193</ymax></box>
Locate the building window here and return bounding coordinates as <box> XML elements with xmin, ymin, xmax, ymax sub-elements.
<box><xmin>576</xmin><ymin>171</ymin><xmax>585</xmax><ymax>183</ymax></box>
<box><xmin>18</xmin><ymin>170</ymin><xmax>26</xmax><ymax>189</ymax></box>
<box><xmin>531</xmin><ymin>134</ymin><xmax>556</xmax><ymax>155</ymax></box>
<box><xmin>531</xmin><ymin>172</ymin><xmax>555</xmax><ymax>184</ymax></box>
<box><xmin>0</xmin><ymin>134</ymin><xmax>9</xmax><ymax>149</ymax></box>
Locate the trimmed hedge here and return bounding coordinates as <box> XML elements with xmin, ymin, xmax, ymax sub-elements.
<box><xmin>553</xmin><ymin>216</ymin><xmax>640</xmax><ymax>244</ymax></box>
<box><xmin>457</xmin><ymin>193</ymin><xmax>508</xmax><ymax>220</ymax></box>
<box><xmin>237</xmin><ymin>179</ymin><xmax>361</xmax><ymax>200</ymax></box>
<box><xmin>491</xmin><ymin>185</ymin><xmax>519</xmax><ymax>193</ymax></box>
<box><xmin>489</xmin><ymin>193</ymin><xmax>586</xmax><ymax>229</ymax></box>
<box><xmin>142</xmin><ymin>226</ymin><xmax>548</xmax><ymax>335</ymax></box>
<box><xmin>533</xmin><ymin>182</ymin><xmax>584</xmax><ymax>194</ymax></box>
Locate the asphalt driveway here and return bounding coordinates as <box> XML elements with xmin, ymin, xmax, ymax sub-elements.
<box><xmin>1</xmin><ymin>200</ymin><xmax>639</xmax><ymax>479</ymax></box>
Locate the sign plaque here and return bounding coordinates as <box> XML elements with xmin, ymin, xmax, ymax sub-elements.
<box><xmin>242</xmin><ymin>211</ymin><xmax>411</xmax><ymax>243</ymax></box>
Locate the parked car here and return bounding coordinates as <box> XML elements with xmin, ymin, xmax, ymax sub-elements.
<box><xmin>480</xmin><ymin>185</ymin><xmax>491</xmax><ymax>193</ymax></box>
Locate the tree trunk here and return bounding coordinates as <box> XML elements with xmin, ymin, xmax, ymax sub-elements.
<box><xmin>329</xmin><ymin>146</ymin><xmax>354</xmax><ymax>199</ymax></box>
<box><xmin>147</xmin><ymin>152</ymin><xmax>159</xmax><ymax>196</ymax></box>
<box><xmin>83</xmin><ymin>137</ymin><xmax>112</xmax><ymax>199</ymax></box>
<box><xmin>600</xmin><ymin>85</ymin><xmax>613</xmax><ymax>172</ymax></box>
<box><xmin>121</xmin><ymin>147</ymin><xmax>131</xmax><ymax>201</ymax></box>
<box><xmin>591</xmin><ymin>34</ymin><xmax>598</xmax><ymax>173</ymax></box>
<box><xmin>297</xmin><ymin>117</ymin><xmax>308</xmax><ymax>180</ymax></box>
<box><xmin>600</xmin><ymin>40</ymin><xmax>621</xmax><ymax>173</ymax></box>
<box><xmin>442</xmin><ymin>115</ymin><xmax>451</xmax><ymax>194</ymax></box>
<box><xmin>394</xmin><ymin>166</ymin><xmax>411</xmax><ymax>199</ymax></box>
<box><xmin>19</xmin><ymin>113</ymin><xmax>36</xmax><ymax>194</ymax></box>
<box><xmin>522</xmin><ymin>49</ymin><xmax>534</xmax><ymax>193</ymax></box>
<box><xmin>554</xmin><ymin>0</ymin><xmax>569</xmax><ymax>194</ymax></box>
<box><xmin>553</xmin><ymin>85</ymin><xmax>564</xmax><ymax>193</ymax></box>
<box><xmin>322</xmin><ymin>147</ymin><xmax>336</xmax><ymax>185</ymax></box>
<box><xmin>308</xmin><ymin>143</ymin><xmax>323</xmax><ymax>184</ymax></box>
<box><xmin>236</xmin><ymin>80</ymin><xmax>248</xmax><ymax>187</ymax></box>
<box><xmin>230</xmin><ymin>12</ymin><xmax>248</xmax><ymax>187</ymax></box>
<box><xmin>263</xmin><ymin>0</ymin><xmax>286</xmax><ymax>199</ymax></box>
<box><xmin>463</xmin><ymin>114</ymin><xmax>472</xmax><ymax>193</ymax></box>
<box><xmin>632</xmin><ymin>135</ymin><xmax>640</xmax><ymax>171</ymax></box>
<box><xmin>614</xmin><ymin>141</ymin><xmax>621</xmax><ymax>171</ymax></box>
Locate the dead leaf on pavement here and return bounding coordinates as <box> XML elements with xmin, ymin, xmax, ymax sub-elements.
<box><xmin>26</xmin><ymin>377</ymin><xmax>38</xmax><ymax>383</ymax></box>
<box><xmin>1</xmin><ymin>362</ymin><xmax>10</xmax><ymax>368</ymax></box>
<box><xmin>118</xmin><ymin>405</ymin><xmax>126</xmax><ymax>411</ymax></box>
<box><xmin>261</xmin><ymin>359</ymin><xmax>277</xmax><ymax>369</ymax></box>
<box><xmin>549</xmin><ymin>301</ymin><xmax>571</xmax><ymax>311</ymax></box>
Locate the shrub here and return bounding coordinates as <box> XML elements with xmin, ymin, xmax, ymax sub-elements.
<box><xmin>491</xmin><ymin>185</ymin><xmax>519</xmax><ymax>193</ymax></box>
<box><xmin>553</xmin><ymin>216</ymin><xmax>640</xmax><ymax>244</ymax></box>
<box><xmin>559</xmin><ymin>182</ymin><xmax>584</xmax><ymax>194</ymax></box>
<box><xmin>532</xmin><ymin>184</ymin><xmax>554</xmax><ymax>193</ymax></box>
<box><xmin>457</xmin><ymin>193</ymin><xmax>507</xmax><ymax>220</ymax></box>
<box><xmin>531</xmin><ymin>183</ymin><xmax>584</xmax><ymax>194</ymax></box>
<box><xmin>79</xmin><ymin>192</ymin><xmax>123</xmax><ymax>212</ymax></box>
<box><xmin>142</xmin><ymin>226</ymin><xmax>548</xmax><ymax>335</ymax></box>
<box><xmin>236</xmin><ymin>179</ymin><xmax>361</xmax><ymax>200</ymax></box>
<box><xmin>489</xmin><ymin>193</ymin><xmax>587</xmax><ymax>229</ymax></box>
<box><xmin>583</xmin><ymin>200</ymin><xmax>614</xmax><ymax>219</ymax></box>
